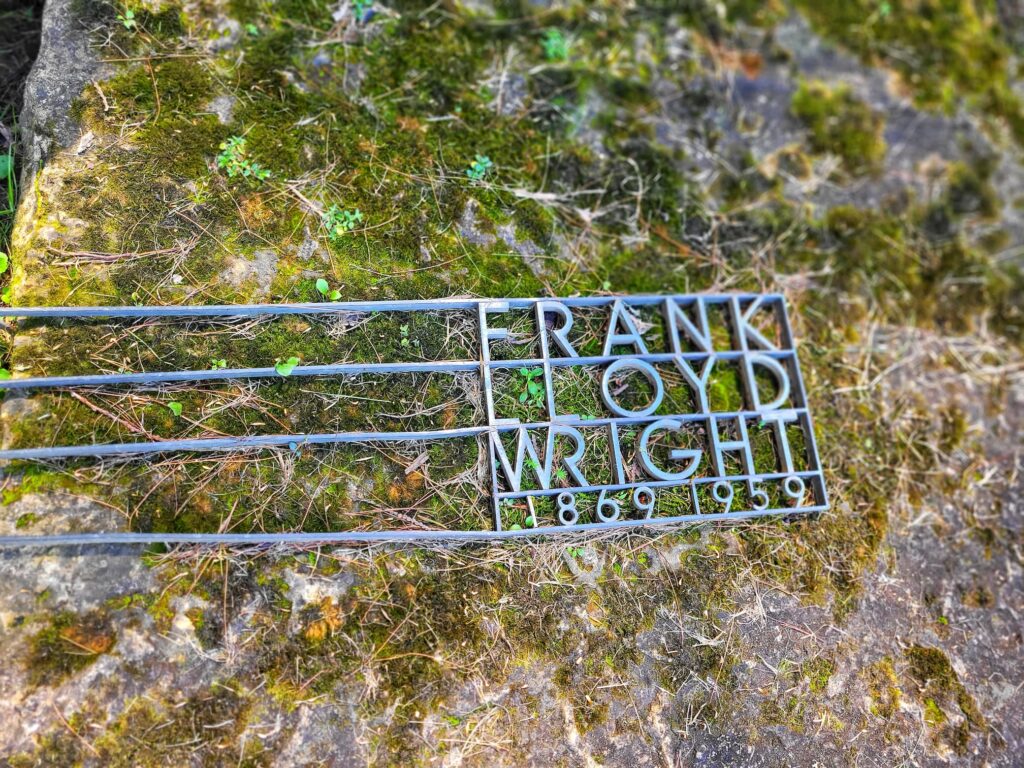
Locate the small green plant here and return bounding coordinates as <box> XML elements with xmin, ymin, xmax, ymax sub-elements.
<box><xmin>275</xmin><ymin>356</ymin><xmax>300</xmax><ymax>377</ymax></box>
<box><xmin>399</xmin><ymin>323</ymin><xmax>419</xmax><ymax>349</ymax></box>
<box><xmin>315</xmin><ymin>278</ymin><xmax>341</xmax><ymax>301</ymax></box>
<box><xmin>15</xmin><ymin>512</ymin><xmax>37</xmax><ymax>529</ymax></box>
<box><xmin>118</xmin><ymin>8</ymin><xmax>137</xmax><ymax>30</ymax></box>
<box><xmin>0</xmin><ymin>368</ymin><xmax>10</xmax><ymax>380</ymax></box>
<box><xmin>0</xmin><ymin>143</ymin><xmax>11</xmax><ymax>293</ymax></box>
<box><xmin>541</xmin><ymin>28</ymin><xmax>569</xmax><ymax>61</ymax></box>
<box><xmin>517</xmin><ymin>367</ymin><xmax>544</xmax><ymax>409</ymax></box>
<box><xmin>466</xmin><ymin>155</ymin><xmax>493</xmax><ymax>181</ymax></box>
<box><xmin>167</xmin><ymin>401</ymin><xmax>183</xmax><ymax>417</ymax></box>
<box><xmin>1</xmin><ymin>144</ymin><xmax>15</xmax><ymax>220</ymax></box>
<box><xmin>188</xmin><ymin>178</ymin><xmax>211</xmax><ymax>206</ymax></box>
<box><xmin>210</xmin><ymin>358</ymin><xmax>227</xmax><ymax>369</ymax></box>
<box><xmin>245</xmin><ymin>22</ymin><xmax>260</xmax><ymax>36</ymax></box>
<box><xmin>321</xmin><ymin>205</ymin><xmax>363</xmax><ymax>240</ymax></box>
<box><xmin>216</xmin><ymin>136</ymin><xmax>271</xmax><ymax>180</ymax></box>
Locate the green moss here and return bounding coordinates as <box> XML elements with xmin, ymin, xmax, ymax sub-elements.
<box><xmin>759</xmin><ymin>695</ymin><xmax>805</xmax><ymax>732</ymax></box>
<box><xmin>791</xmin><ymin>79</ymin><xmax>886</xmax><ymax>175</ymax></box>
<box><xmin>923</xmin><ymin>697</ymin><xmax>947</xmax><ymax>726</ymax></box>
<box><xmin>938</xmin><ymin>404</ymin><xmax>968</xmax><ymax>453</ymax></box>
<box><xmin>946</xmin><ymin>161</ymin><xmax>999</xmax><ymax>219</ymax></box>
<box><xmin>904</xmin><ymin>645</ymin><xmax>986</xmax><ymax>754</ymax></box>
<box><xmin>26</xmin><ymin>610</ymin><xmax>116</xmax><ymax>687</ymax></box>
<box><xmin>803</xmin><ymin>657</ymin><xmax>834</xmax><ymax>694</ymax></box>
<box><xmin>7</xmin><ymin>731</ymin><xmax>84</xmax><ymax>768</ymax></box>
<box><xmin>794</xmin><ymin>0</ymin><xmax>1024</xmax><ymax>145</ymax></box>
<box><xmin>866</xmin><ymin>657</ymin><xmax>901</xmax><ymax>719</ymax></box>
<box><xmin>93</xmin><ymin>683</ymin><xmax>271</xmax><ymax>767</ymax></box>
<box><xmin>777</xmin><ymin>201</ymin><xmax>1023</xmax><ymax>343</ymax></box>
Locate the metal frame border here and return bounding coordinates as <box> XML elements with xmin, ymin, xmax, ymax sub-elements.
<box><xmin>0</xmin><ymin>293</ymin><xmax>829</xmax><ymax>547</ymax></box>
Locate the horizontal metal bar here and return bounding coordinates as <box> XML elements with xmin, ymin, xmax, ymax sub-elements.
<box><xmin>0</xmin><ymin>504</ymin><xmax>825</xmax><ymax>548</ymax></box>
<box><xmin>0</xmin><ymin>427</ymin><xmax>488</xmax><ymax>460</ymax></box>
<box><xmin>0</xmin><ymin>350</ymin><xmax>797</xmax><ymax>391</ymax></box>
<box><xmin>0</xmin><ymin>409</ymin><xmax>806</xmax><ymax>461</ymax></box>
<box><xmin>0</xmin><ymin>360</ymin><xmax>480</xmax><ymax>391</ymax></box>
<box><xmin>496</xmin><ymin>470</ymin><xmax>823</xmax><ymax>498</ymax></box>
<box><xmin>0</xmin><ymin>293</ymin><xmax>781</xmax><ymax>319</ymax></box>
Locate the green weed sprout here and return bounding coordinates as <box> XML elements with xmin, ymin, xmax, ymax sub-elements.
<box><xmin>518</xmin><ymin>367</ymin><xmax>544</xmax><ymax>409</ymax></box>
<box><xmin>167</xmin><ymin>401</ymin><xmax>183</xmax><ymax>417</ymax></box>
<box><xmin>399</xmin><ymin>323</ymin><xmax>419</xmax><ymax>348</ymax></box>
<box><xmin>315</xmin><ymin>277</ymin><xmax>341</xmax><ymax>301</ymax></box>
<box><xmin>187</xmin><ymin>178</ymin><xmax>211</xmax><ymax>206</ymax></box>
<box><xmin>275</xmin><ymin>356</ymin><xmax>300</xmax><ymax>377</ymax></box>
<box><xmin>118</xmin><ymin>8</ymin><xmax>137</xmax><ymax>30</ymax></box>
<box><xmin>466</xmin><ymin>155</ymin><xmax>493</xmax><ymax>181</ymax></box>
<box><xmin>322</xmin><ymin>205</ymin><xmax>364</xmax><ymax>240</ymax></box>
<box><xmin>210</xmin><ymin>358</ymin><xmax>227</xmax><ymax>370</ymax></box>
<box><xmin>216</xmin><ymin>136</ymin><xmax>271</xmax><ymax>180</ymax></box>
<box><xmin>541</xmin><ymin>29</ymin><xmax>569</xmax><ymax>61</ymax></box>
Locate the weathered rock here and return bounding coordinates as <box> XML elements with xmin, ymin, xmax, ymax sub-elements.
<box><xmin>18</xmin><ymin>0</ymin><xmax>99</xmax><ymax>182</ymax></box>
<box><xmin>0</xmin><ymin>0</ymin><xmax>1022</xmax><ymax>765</ymax></box>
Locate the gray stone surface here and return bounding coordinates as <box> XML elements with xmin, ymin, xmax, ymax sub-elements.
<box><xmin>18</xmin><ymin>0</ymin><xmax>99</xmax><ymax>182</ymax></box>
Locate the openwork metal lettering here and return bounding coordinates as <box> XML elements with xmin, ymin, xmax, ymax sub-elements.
<box><xmin>0</xmin><ymin>294</ymin><xmax>827</xmax><ymax>547</ymax></box>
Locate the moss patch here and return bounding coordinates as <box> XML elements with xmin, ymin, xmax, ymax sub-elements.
<box><xmin>794</xmin><ymin>0</ymin><xmax>1024</xmax><ymax>145</ymax></box>
<box><xmin>866</xmin><ymin>656</ymin><xmax>901</xmax><ymax>720</ymax></box>
<box><xmin>904</xmin><ymin>645</ymin><xmax>986</xmax><ymax>754</ymax></box>
<box><xmin>90</xmin><ymin>683</ymin><xmax>274</xmax><ymax>767</ymax></box>
<box><xmin>791</xmin><ymin>79</ymin><xmax>886</xmax><ymax>175</ymax></box>
<box><xmin>25</xmin><ymin>609</ymin><xmax>116</xmax><ymax>687</ymax></box>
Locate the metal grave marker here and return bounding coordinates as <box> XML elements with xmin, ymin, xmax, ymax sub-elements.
<box><xmin>0</xmin><ymin>294</ymin><xmax>827</xmax><ymax>546</ymax></box>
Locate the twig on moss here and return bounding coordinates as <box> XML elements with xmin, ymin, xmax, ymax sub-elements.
<box><xmin>69</xmin><ymin>390</ymin><xmax>163</xmax><ymax>441</ymax></box>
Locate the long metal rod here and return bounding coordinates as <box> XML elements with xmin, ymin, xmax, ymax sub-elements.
<box><xmin>0</xmin><ymin>349</ymin><xmax>797</xmax><ymax>391</ymax></box>
<box><xmin>0</xmin><ymin>361</ymin><xmax>480</xmax><ymax>390</ymax></box>
<box><xmin>0</xmin><ymin>293</ymin><xmax>780</xmax><ymax>319</ymax></box>
<box><xmin>0</xmin><ymin>504</ymin><xmax>824</xmax><ymax>548</ymax></box>
<box><xmin>0</xmin><ymin>409</ymin><xmax>808</xmax><ymax>460</ymax></box>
